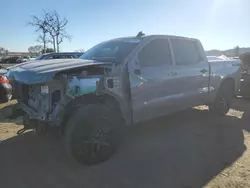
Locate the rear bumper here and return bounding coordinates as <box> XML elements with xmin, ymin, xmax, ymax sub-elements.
<box><xmin>0</xmin><ymin>83</ymin><xmax>12</xmax><ymax>103</ymax></box>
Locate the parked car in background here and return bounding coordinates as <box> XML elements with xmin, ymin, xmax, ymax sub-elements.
<box><xmin>0</xmin><ymin>56</ymin><xmax>20</xmax><ymax>64</ymax></box>
<box><xmin>35</xmin><ymin>52</ymin><xmax>83</xmax><ymax>60</ymax></box>
<box><xmin>7</xmin><ymin>35</ymin><xmax>241</xmax><ymax>165</ymax></box>
<box><xmin>16</xmin><ymin>56</ymin><xmax>32</xmax><ymax>63</ymax></box>
<box><xmin>207</xmin><ymin>55</ymin><xmax>231</xmax><ymax>61</ymax></box>
<box><xmin>0</xmin><ymin>67</ymin><xmax>11</xmax><ymax>103</ymax></box>
<box><xmin>0</xmin><ymin>68</ymin><xmax>8</xmax><ymax>76</ymax></box>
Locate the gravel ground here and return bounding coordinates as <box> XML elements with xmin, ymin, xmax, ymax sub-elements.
<box><xmin>0</xmin><ymin>99</ymin><xmax>250</xmax><ymax>188</ymax></box>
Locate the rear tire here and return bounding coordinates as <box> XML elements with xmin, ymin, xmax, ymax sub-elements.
<box><xmin>209</xmin><ymin>81</ymin><xmax>234</xmax><ymax>116</ymax></box>
<box><xmin>64</xmin><ymin>104</ymin><xmax>123</xmax><ymax>165</ymax></box>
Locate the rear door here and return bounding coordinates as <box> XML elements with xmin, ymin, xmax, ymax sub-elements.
<box><xmin>130</xmin><ymin>38</ymin><xmax>180</xmax><ymax>123</ymax></box>
<box><xmin>169</xmin><ymin>38</ymin><xmax>210</xmax><ymax>109</ymax></box>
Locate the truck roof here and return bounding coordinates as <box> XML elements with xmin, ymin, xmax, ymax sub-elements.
<box><xmin>110</xmin><ymin>35</ymin><xmax>199</xmax><ymax>42</ymax></box>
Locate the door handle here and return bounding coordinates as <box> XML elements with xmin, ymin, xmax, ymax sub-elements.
<box><xmin>200</xmin><ymin>68</ymin><xmax>208</xmax><ymax>73</ymax></box>
<box><xmin>167</xmin><ymin>71</ymin><xmax>178</xmax><ymax>76</ymax></box>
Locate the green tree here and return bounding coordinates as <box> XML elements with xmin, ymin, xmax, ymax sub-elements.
<box><xmin>0</xmin><ymin>47</ymin><xmax>8</xmax><ymax>57</ymax></box>
<box><xmin>42</xmin><ymin>48</ymin><xmax>55</xmax><ymax>54</ymax></box>
<box><xmin>28</xmin><ymin>14</ymin><xmax>49</xmax><ymax>53</ymax></box>
<box><xmin>28</xmin><ymin>45</ymin><xmax>43</xmax><ymax>55</ymax></box>
<box><xmin>234</xmin><ymin>45</ymin><xmax>240</xmax><ymax>56</ymax></box>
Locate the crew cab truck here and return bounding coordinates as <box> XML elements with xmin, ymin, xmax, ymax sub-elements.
<box><xmin>7</xmin><ymin>35</ymin><xmax>241</xmax><ymax>165</ymax></box>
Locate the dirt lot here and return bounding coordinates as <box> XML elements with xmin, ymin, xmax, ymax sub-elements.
<box><xmin>0</xmin><ymin>99</ymin><xmax>250</xmax><ymax>188</ymax></box>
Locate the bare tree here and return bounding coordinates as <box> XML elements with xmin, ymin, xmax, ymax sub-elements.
<box><xmin>56</xmin><ymin>31</ymin><xmax>72</xmax><ymax>52</ymax></box>
<box><xmin>28</xmin><ymin>14</ymin><xmax>49</xmax><ymax>52</ymax></box>
<box><xmin>37</xmin><ymin>33</ymin><xmax>50</xmax><ymax>52</ymax></box>
<box><xmin>28</xmin><ymin>10</ymin><xmax>71</xmax><ymax>53</ymax></box>
<box><xmin>45</xmin><ymin>11</ymin><xmax>71</xmax><ymax>52</ymax></box>
<box><xmin>44</xmin><ymin>12</ymin><xmax>57</xmax><ymax>51</ymax></box>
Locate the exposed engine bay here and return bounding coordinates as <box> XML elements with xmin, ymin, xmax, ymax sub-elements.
<box><xmin>13</xmin><ymin>65</ymin><xmax>118</xmax><ymax>126</ymax></box>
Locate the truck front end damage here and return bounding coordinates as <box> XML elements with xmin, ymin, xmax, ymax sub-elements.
<box><xmin>9</xmin><ymin>61</ymin><xmax>123</xmax><ymax>134</ymax></box>
<box><xmin>16</xmin><ymin>75</ymin><xmax>102</xmax><ymax>124</ymax></box>
<box><xmin>6</xmin><ymin>37</ymin><xmax>142</xmax><ymax>165</ymax></box>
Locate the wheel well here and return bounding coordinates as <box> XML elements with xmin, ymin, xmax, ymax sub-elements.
<box><xmin>221</xmin><ymin>77</ymin><xmax>235</xmax><ymax>92</ymax></box>
<box><xmin>62</xmin><ymin>94</ymin><xmax>123</xmax><ymax>129</ymax></box>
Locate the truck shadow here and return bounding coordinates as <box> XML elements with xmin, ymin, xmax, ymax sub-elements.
<box><xmin>0</xmin><ymin>101</ymin><xmax>248</xmax><ymax>188</ymax></box>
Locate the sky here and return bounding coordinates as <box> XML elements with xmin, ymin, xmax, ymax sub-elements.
<box><xmin>0</xmin><ymin>0</ymin><xmax>249</xmax><ymax>52</ymax></box>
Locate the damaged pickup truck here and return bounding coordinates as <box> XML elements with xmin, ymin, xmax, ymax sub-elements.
<box><xmin>7</xmin><ymin>35</ymin><xmax>241</xmax><ymax>165</ymax></box>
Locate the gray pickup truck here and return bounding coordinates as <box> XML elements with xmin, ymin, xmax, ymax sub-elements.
<box><xmin>7</xmin><ymin>35</ymin><xmax>241</xmax><ymax>165</ymax></box>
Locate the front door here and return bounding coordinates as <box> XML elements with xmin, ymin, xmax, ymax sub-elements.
<box><xmin>129</xmin><ymin>38</ymin><xmax>178</xmax><ymax>123</ymax></box>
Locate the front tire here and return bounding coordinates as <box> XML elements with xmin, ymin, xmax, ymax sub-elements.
<box><xmin>64</xmin><ymin>104</ymin><xmax>123</xmax><ymax>165</ymax></box>
<box><xmin>209</xmin><ymin>81</ymin><xmax>234</xmax><ymax>116</ymax></box>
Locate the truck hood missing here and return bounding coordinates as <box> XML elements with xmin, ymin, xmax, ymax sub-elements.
<box><xmin>7</xmin><ymin>59</ymin><xmax>110</xmax><ymax>84</ymax></box>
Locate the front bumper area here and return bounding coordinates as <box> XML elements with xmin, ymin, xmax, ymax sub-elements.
<box><xmin>19</xmin><ymin>102</ymin><xmax>62</xmax><ymax>126</ymax></box>
<box><xmin>19</xmin><ymin>102</ymin><xmax>42</xmax><ymax>120</ymax></box>
<box><xmin>17</xmin><ymin>103</ymin><xmax>63</xmax><ymax>135</ymax></box>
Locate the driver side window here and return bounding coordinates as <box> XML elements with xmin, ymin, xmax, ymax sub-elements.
<box><xmin>138</xmin><ymin>39</ymin><xmax>172</xmax><ymax>68</ymax></box>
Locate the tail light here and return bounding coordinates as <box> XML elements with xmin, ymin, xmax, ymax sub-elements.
<box><xmin>0</xmin><ymin>76</ymin><xmax>9</xmax><ymax>84</ymax></box>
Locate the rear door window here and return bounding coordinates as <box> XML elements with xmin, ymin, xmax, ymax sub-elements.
<box><xmin>171</xmin><ymin>39</ymin><xmax>203</xmax><ymax>65</ymax></box>
<box><xmin>59</xmin><ymin>55</ymin><xmax>73</xmax><ymax>59</ymax></box>
<box><xmin>51</xmin><ymin>55</ymin><xmax>72</xmax><ymax>59</ymax></box>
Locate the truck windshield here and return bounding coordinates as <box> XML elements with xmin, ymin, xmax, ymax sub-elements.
<box><xmin>79</xmin><ymin>39</ymin><xmax>139</xmax><ymax>63</ymax></box>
